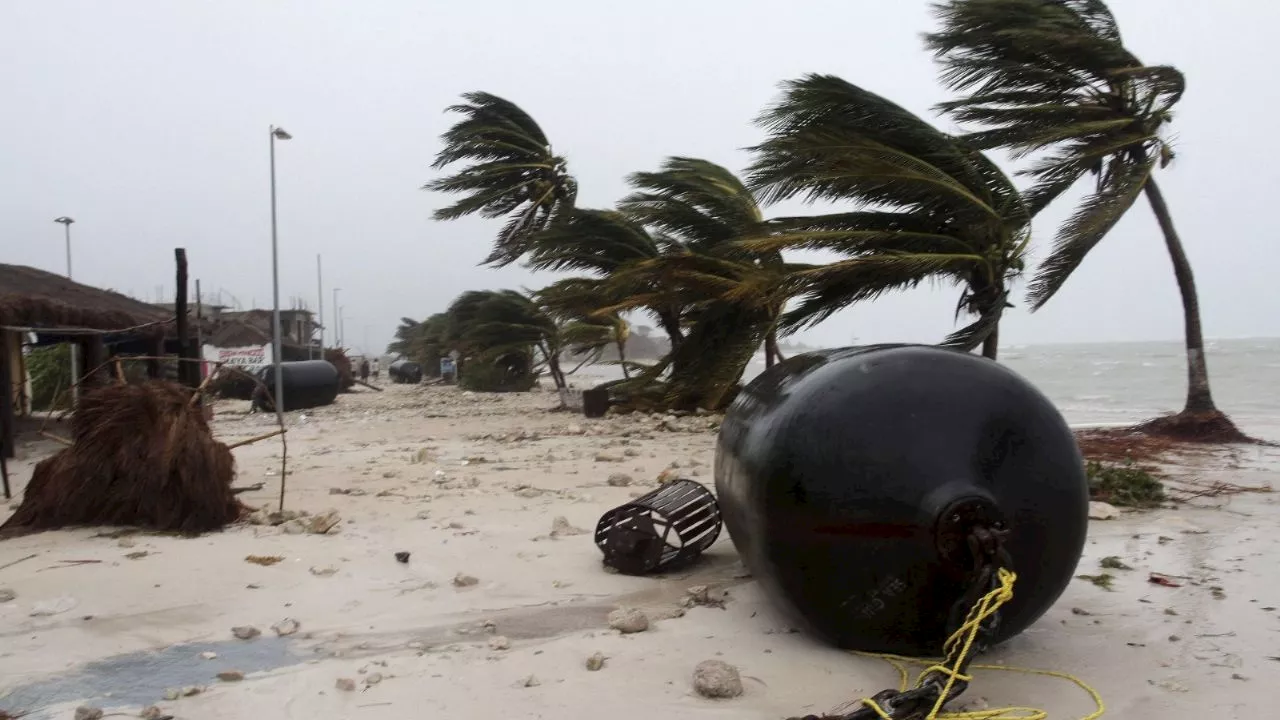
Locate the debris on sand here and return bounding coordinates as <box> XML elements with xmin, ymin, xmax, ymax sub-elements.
<box><xmin>216</xmin><ymin>670</ymin><xmax>245</xmax><ymax>682</ymax></box>
<box><xmin>335</xmin><ymin>678</ymin><xmax>357</xmax><ymax>692</ymax></box>
<box><xmin>271</xmin><ymin>618</ymin><xmax>300</xmax><ymax>637</ymax></box>
<box><xmin>0</xmin><ymin>588</ymin><xmax>14</xmax><ymax>603</ymax></box>
<box><xmin>245</xmin><ymin>555</ymin><xmax>284</xmax><ymax>566</ymax></box>
<box><xmin>692</xmin><ymin>659</ymin><xmax>743</xmax><ymax>699</ymax></box>
<box><xmin>395</xmin><ymin>551</ymin><xmax>411</xmax><ymax>563</ymax></box>
<box><xmin>303</xmin><ymin>510</ymin><xmax>342</xmax><ymax>534</ymax></box>
<box><xmin>550</xmin><ymin>516</ymin><xmax>587</xmax><ymax>537</ymax></box>
<box><xmin>585</xmin><ymin>652</ymin><xmax>606</xmax><ymax>671</ymax></box>
<box><xmin>231</xmin><ymin>625</ymin><xmax>261</xmax><ymax>640</ymax></box>
<box><xmin>1086</xmin><ymin>462</ymin><xmax>1166</xmax><ymax>509</ymax></box>
<box><xmin>608</xmin><ymin>608</ymin><xmax>650</xmax><ymax>634</ymax></box>
<box><xmin>0</xmin><ymin>381</ymin><xmax>243</xmax><ymax>536</ymax></box>
<box><xmin>1100</xmin><ymin>556</ymin><xmax>1133</xmax><ymax>571</ymax></box>
<box><xmin>1088</xmin><ymin>501</ymin><xmax>1119</xmax><ymax>520</ymax></box>
<box><xmin>488</xmin><ymin>635</ymin><xmax>511</xmax><ymax>651</ymax></box>
<box><xmin>453</xmin><ymin>573</ymin><xmax>479</xmax><ymax>588</ymax></box>
<box><xmin>607</xmin><ymin>473</ymin><xmax>633</xmax><ymax>487</ymax></box>
<box><xmin>683</xmin><ymin>585</ymin><xmax>728</xmax><ymax>609</ymax></box>
<box><xmin>139</xmin><ymin>705</ymin><xmax>169</xmax><ymax>720</ymax></box>
<box><xmin>1077</xmin><ymin>573</ymin><xmax>1115</xmax><ymax>591</ymax></box>
<box><xmin>74</xmin><ymin>706</ymin><xmax>104</xmax><ymax>720</ymax></box>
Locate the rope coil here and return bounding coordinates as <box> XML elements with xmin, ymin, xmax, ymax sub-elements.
<box><xmin>853</xmin><ymin>569</ymin><xmax>1105</xmax><ymax>720</ymax></box>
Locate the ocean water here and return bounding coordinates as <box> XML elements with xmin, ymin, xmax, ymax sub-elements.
<box><xmin>572</xmin><ymin>338</ymin><xmax>1280</xmax><ymax>427</ymax></box>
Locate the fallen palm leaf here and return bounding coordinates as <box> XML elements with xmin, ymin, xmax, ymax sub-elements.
<box><xmin>245</xmin><ymin>555</ymin><xmax>285</xmax><ymax>566</ymax></box>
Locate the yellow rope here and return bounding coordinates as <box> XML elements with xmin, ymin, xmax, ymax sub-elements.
<box><xmin>850</xmin><ymin>569</ymin><xmax>1105</xmax><ymax>720</ymax></box>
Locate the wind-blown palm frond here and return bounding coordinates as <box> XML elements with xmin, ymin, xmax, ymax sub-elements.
<box><xmin>525</xmin><ymin>209</ymin><xmax>667</xmax><ymax>275</ymax></box>
<box><xmin>1026</xmin><ymin>154</ymin><xmax>1155</xmax><ymax>304</ymax></box>
<box><xmin>747</xmin><ymin>74</ymin><xmax>1031</xmax><ymax>356</ymax></box>
<box><xmin>426</xmin><ymin>92</ymin><xmax>578</xmax><ymax>267</ymax></box>
<box><xmin>621</xmin><ymin>157</ymin><xmax>765</xmax><ymax>254</ymax></box>
<box><xmin>926</xmin><ymin>0</ymin><xmax>1185</xmax><ymax>309</ymax></box>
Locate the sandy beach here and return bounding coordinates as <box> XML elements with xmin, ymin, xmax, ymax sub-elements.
<box><xmin>2</xmin><ymin>382</ymin><xmax>1278</xmax><ymax>720</ymax></box>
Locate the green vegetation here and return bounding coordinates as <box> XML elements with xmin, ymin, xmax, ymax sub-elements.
<box><xmin>392</xmin><ymin>0</ymin><xmax>1233</xmax><ymax>429</ymax></box>
<box><xmin>1076</xmin><ymin>573</ymin><xmax>1115</xmax><ymax>591</ymax></box>
<box><xmin>1086</xmin><ymin>460</ymin><xmax>1167</xmax><ymax>508</ymax></box>
<box><xmin>1099</xmin><ymin>556</ymin><xmax>1133</xmax><ymax>571</ymax></box>
<box><xmin>26</xmin><ymin>344</ymin><xmax>72</xmax><ymax>411</ymax></box>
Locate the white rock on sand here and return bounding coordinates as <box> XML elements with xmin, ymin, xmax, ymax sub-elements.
<box><xmin>0</xmin><ymin>382</ymin><xmax>1274</xmax><ymax>720</ymax></box>
<box><xmin>692</xmin><ymin>659</ymin><xmax>743</xmax><ymax>699</ymax></box>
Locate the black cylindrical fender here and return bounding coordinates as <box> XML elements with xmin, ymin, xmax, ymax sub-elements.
<box><xmin>714</xmin><ymin>345</ymin><xmax>1087</xmax><ymax>655</ymax></box>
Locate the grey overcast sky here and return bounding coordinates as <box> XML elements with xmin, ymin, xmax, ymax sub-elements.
<box><xmin>2</xmin><ymin>1</ymin><xmax>1276</xmax><ymax>355</ymax></box>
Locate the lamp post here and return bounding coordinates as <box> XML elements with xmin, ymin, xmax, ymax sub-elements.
<box><xmin>332</xmin><ymin>287</ymin><xmax>341</xmax><ymax>348</ymax></box>
<box><xmin>53</xmin><ymin>217</ymin><xmax>77</xmax><ymax>402</ymax></box>
<box><xmin>315</xmin><ymin>255</ymin><xmax>323</xmax><ymax>360</ymax></box>
<box><xmin>269</xmin><ymin>125</ymin><xmax>292</xmax><ymax>415</ymax></box>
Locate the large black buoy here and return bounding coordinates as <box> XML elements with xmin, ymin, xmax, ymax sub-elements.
<box><xmin>252</xmin><ymin>360</ymin><xmax>341</xmax><ymax>412</ymax></box>
<box><xmin>715</xmin><ymin>345</ymin><xmax>1087</xmax><ymax>656</ymax></box>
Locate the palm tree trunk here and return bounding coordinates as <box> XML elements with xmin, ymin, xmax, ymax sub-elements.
<box><xmin>616</xmin><ymin>338</ymin><xmax>630</xmax><ymax>379</ymax></box>
<box><xmin>981</xmin><ymin>324</ymin><xmax>999</xmax><ymax>360</ymax></box>
<box><xmin>764</xmin><ymin>330</ymin><xmax>781</xmax><ymax>369</ymax></box>
<box><xmin>1143</xmin><ymin>179</ymin><xmax>1216</xmax><ymax>414</ymax></box>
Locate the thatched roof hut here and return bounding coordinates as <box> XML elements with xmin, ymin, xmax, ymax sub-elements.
<box><xmin>0</xmin><ymin>264</ymin><xmax>174</xmax><ymax>333</ymax></box>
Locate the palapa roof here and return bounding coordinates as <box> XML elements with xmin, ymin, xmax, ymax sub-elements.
<box><xmin>0</xmin><ymin>263</ymin><xmax>174</xmax><ymax>333</ymax></box>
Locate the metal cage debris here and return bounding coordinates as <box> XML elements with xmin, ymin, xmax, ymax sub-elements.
<box><xmin>594</xmin><ymin>478</ymin><xmax>722</xmax><ymax>575</ymax></box>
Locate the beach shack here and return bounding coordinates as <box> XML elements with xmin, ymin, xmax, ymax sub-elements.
<box><xmin>0</xmin><ymin>263</ymin><xmax>192</xmax><ymax>459</ymax></box>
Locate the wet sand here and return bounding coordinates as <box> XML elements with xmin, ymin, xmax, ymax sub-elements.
<box><xmin>1</xmin><ymin>382</ymin><xmax>1277</xmax><ymax>719</ymax></box>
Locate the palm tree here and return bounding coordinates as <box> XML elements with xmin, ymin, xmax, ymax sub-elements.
<box><xmin>620</xmin><ymin>157</ymin><xmax>791</xmax><ymax>368</ymax></box>
<box><xmin>426</xmin><ymin>92</ymin><xmax>577</xmax><ymax>267</ymax></box>
<box><xmin>526</xmin><ymin>209</ymin><xmax>686</xmax><ymax>351</ymax></box>
<box><xmin>925</xmin><ymin>0</ymin><xmax>1232</xmax><ymax>429</ymax></box>
<box><xmin>536</xmin><ymin>280</ymin><xmax>634</xmax><ymax>377</ymax></box>
<box><xmin>444</xmin><ymin>290</ymin><xmax>567</xmax><ymax>391</ymax></box>
<box><xmin>745</xmin><ymin>74</ymin><xmax>1031</xmax><ymax>358</ymax></box>
<box><xmin>387</xmin><ymin>314</ymin><xmax>450</xmax><ymax>377</ymax></box>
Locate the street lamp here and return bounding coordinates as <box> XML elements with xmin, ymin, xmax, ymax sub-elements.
<box><xmin>53</xmin><ymin>217</ymin><xmax>75</xmax><ymax>279</ymax></box>
<box><xmin>269</xmin><ymin>125</ymin><xmax>291</xmax><ymax>415</ymax></box>
<box><xmin>53</xmin><ymin>216</ymin><xmax>79</xmax><ymax>403</ymax></box>
<box><xmin>332</xmin><ymin>287</ymin><xmax>341</xmax><ymax>348</ymax></box>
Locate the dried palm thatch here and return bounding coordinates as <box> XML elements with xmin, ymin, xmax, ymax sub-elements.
<box><xmin>325</xmin><ymin>347</ymin><xmax>356</xmax><ymax>391</ymax></box>
<box><xmin>1</xmin><ymin>381</ymin><xmax>244</xmax><ymax>537</ymax></box>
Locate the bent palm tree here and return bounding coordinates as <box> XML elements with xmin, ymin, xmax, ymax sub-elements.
<box><xmin>746</xmin><ymin>74</ymin><xmax>1031</xmax><ymax>358</ymax></box>
<box><xmin>926</xmin><ymin>0</ymin><xmax>1231</xmax><ymax>428</ymax></box>
<box><xmin>621</xmin><ymin>157</ymin><xmax>791</xmax><ymax>368</ymax></box>
<box><xmin>444</xmin><ymin>290</ymin><xmax>567</xmax><ymax>391</ymax></box>
<box><xmin>426</xmin><ymin>92</ymin><xmax>577</xmax><ymax>266</ymax></box>
<box><xmin>526</xmin><ymin>208</ymin><xmax>686</xmax><ymax>350</ymax></box>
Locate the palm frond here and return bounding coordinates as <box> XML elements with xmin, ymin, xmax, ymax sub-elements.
<box><xmin>426</xmin><ymin>91</ymin><xmax>577</xmax><ymax>266</ymax></box>
<box><xmin>1027</xmin><ymin>155</ymin><xmax>1155</xmax><ymax>308</ymax></box>
<box><xmin>525</xmin><ymin>209</ymin><xmax>661</xmax><ymax>275</ymax></box>
<box><xmin>621</xmin><ymin>157</ymin><xmax>764</xmax><ymax>252</ymax></box>
<box><xmin>748</xmin><ymin>75</ymin><xmax>1002</xmax><ymax>221</ymax></box>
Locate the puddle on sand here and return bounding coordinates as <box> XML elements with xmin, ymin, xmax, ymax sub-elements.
<box><xmin>0</xmin><ymin>636</ymin><xmax>302</xmax><ymax>718</ymax></box>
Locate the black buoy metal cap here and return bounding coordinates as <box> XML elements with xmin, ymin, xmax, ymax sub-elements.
<box><xmin>714</xmin><ymin>345</ymin><xmax>1088</xmax><ymax>656</ymax></box>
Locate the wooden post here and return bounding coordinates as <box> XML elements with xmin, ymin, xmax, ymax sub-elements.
<box><xmin>81</xmin><ymin>336</ymin><xmax>107</xmax><ymax>388</ymax></box>
<box><xmin>195</xmin><ymin>278</ymin><xmax>205</xmax><ymax>380</ymax></box>
<box><xmin>1</xmin><ymin>330</ymin><xmax>14</xmax><ymax>461</ymax></box>
<box><xmin>175</xmin><ymin>248</ymin><xmax>193</xmax><ymax>387</ymax></box>
<box><xmin>146</xmin><ymin>335</ymin><xmax>164</xmax><ymax>379</ymax></box>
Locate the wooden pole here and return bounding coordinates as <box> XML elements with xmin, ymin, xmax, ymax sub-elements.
<box><xmin>0</xmin><ymin>330</ymin><xmax>13</xmax><ymax>462</ymax></box>
<box><xmin>175</xmin><ymin>248</ymin><xmax>192</xmax><ymax>387</ymax></box>
<box><xmin>196</xmin><ymin>278</ymin><xmax>205</xmax><ymax>381</ymax></box>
